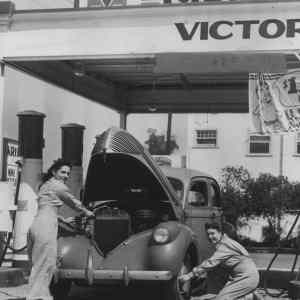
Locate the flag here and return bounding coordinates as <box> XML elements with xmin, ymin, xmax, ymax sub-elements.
<box><xmin>249</xmin><ymin>72</ymin><xmax>300</xmax><ymax>134</ymax></box>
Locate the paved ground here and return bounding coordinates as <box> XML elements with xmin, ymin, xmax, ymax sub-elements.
<box><xmin>0</xmin><ymin>252</ymin><xmax>297</xmax><ymax>299</ymax></box>
<box><xmin>0</xmin><ymin>284</ymin><xmax>291</xmax><ymax>300</ymax></box>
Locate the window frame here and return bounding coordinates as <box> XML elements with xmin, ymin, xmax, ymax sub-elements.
<box><xmin>247</xmin><ymin>133</ymin><xmax>272</xmax><ymax>156</ymax></box>
<box><xmin>295</xmin><ymin>132</ymin><xmax>300</xmax><ymax>155</ymax></box>
<box><xmin>193</xmin><ymin>129</ymin><xmax>218</xmax><ymax>149</ymax></box>
<box><xmin>167</xmin><ymin>176</ymin><xmax>184</xmax><ymax>202</ymax></box>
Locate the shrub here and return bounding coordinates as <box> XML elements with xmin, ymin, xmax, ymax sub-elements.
<box><xmin>220</xmin><ymin>166</ymin><xmax>251</xmax><ymax>225</ymax></box>
<box><xmin>220</xmin><ymin>166</ymin><xmax>298</xmax><ymax>245</ymax></box>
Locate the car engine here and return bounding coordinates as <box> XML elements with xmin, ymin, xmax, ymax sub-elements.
<box><xmin>90</xmin><ymin>203</ymin><xmax>163</xmax><ymax>254</ymax></box>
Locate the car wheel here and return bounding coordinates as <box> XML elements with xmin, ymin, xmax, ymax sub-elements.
<box><xmin>50</xmin><ymin>279</ymin><xmax>72</xmax><ymax>300</ymax></box>
<box><xmin>162</xmin><ymin>253</ymin><xmax>192</xmax><ymax>300</ymax></box>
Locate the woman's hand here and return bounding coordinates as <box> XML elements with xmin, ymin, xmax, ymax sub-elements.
<box><xmin>178</xmin><ymin>272</ymin><xmax>194</xmax><ymax>283</ymax></box>
<box><xmin>85</xmin><ymin>210</ymin><xmax>95</xmax><ymax>218</ymax></box>
<box><xmin>64</xmin><ymin>216</ymin><xmax>76</xmax><ymax>226</ymax></box>
<box><xmin>192</xmin><ymin>266</ymin><xmax>204</xmax><ymax>277</ymax></box>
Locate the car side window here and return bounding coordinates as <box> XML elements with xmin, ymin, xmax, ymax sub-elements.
<box><xmin>167</xmin><ymin>177</ymin><xmax>184</xmax><ymax>201</ymax></box>
<box><xmin>187</xmin><ymin>181</ymin><xmax>208</xmax><ymax>208</ymax></box>
<box><xmin>208</xmin><ymin>180</ymin><xmax>221</xmax><ymax>207</ymax></box>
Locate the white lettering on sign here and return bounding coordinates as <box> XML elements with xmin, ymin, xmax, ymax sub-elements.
<box><xmin>7</xmin><ymin>142</ymin><xmax>19</xmax><ymax>165</ymax></box>
<box><xmin>175</xmin><ymin>18</ymin><xmax>300</xmax><ymax>41</ymax></box>
<box><xmin>6</xmin><ymin>166</ymin><xmax>17</xmax><ymax>183</ymax></box>
<box><xmin>4</xmin><ymin>140</ymin><xmax>19</xmax><ymax>184</ymax></box>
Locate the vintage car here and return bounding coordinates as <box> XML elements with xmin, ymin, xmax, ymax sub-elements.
<box><xmin>51</xmin><ymin>127</ymin><xmax>224</xmax><ymax>299</ymax></box>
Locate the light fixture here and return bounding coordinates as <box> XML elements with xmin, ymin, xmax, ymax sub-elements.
<box><xmin>148</xmin><ymin>106</ymin><xmax>157</xmax><ymax>112</ymax></box>
<box><xmin>73</xmin><ymin>62</ymin><xmax>85</xmax><ymax>77</ymax></box>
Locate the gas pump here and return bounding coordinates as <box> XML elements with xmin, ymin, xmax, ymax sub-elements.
<box><xmin>0</xmin><ymin>161</ymin><xmax>24</xmax><ymax>266</ymax></box>
<box><xmin>0</xmin><ymin>161</ymin><xmax>22</xmax><ymax>266</ymax></box>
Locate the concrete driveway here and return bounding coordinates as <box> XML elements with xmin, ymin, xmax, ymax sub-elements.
<box><xmin>0</xmin><ymin>284</ymin><xmax>290</xmax><ymax>300</ymax></box>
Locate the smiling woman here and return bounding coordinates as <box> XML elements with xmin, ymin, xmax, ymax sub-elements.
<box><xmin>25</xmin><ymin>159</ymin><xmax>94</xmax><ymax>300</ymax></box>
<box><xmin>179</xmin><ymin>222</ymin><xmax>260</xmax><ymax>300</ymax></box>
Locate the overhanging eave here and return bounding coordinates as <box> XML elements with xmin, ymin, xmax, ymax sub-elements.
<box><xmin>126</xmin><ymin>87</ymin><xmax>249</xmax><ymax>113</ymax></box>
<box><xmin>5</xmin><ymin>60</ymin><xmax>126</xmax><ymax>112</ymax></box>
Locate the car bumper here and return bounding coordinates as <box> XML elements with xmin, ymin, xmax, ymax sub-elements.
<box><xmin>55</xmin><ymin>268</ymin><xmax>173</xmax><ymax>285</ymax></box>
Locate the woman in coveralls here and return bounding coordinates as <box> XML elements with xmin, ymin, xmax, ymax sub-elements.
<box><xmin>179</xmin><ymin>222</ymin><xmax>260</xmax><ymax>300</ymax></box>
<box><xmin>26</xmin><ymin>159</ymin><xmax>94</xmax><ymax>300</ymax></box>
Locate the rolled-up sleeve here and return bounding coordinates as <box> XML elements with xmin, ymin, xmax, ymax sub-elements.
<box><xmin>198</xmin><ymin>245</ymin><xmax>233</xmax><ymax>271</ymax></box>
<box><xmin>55</xmin><ymin>182</ymin><xmax>89</xmax><ymax>214</ymax></box>
<box><xmin>59</xmin><ymin>190</ymin><xmax>88</xmax><ymax>212</ymax></box>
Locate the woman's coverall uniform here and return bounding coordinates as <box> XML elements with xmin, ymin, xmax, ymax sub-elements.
<box><xmin>196</xmin><ymin>234</ymin><xmax>259</xmax><ymax>300</ymax></box>
<box><xmin>26</xmin><ymin>178</ymin><xmax>91</xmax><ymax>300</ymax></box>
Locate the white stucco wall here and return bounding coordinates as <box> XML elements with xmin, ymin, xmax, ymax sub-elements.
<box><xmin>280</xmin><ymin>132</ymin><xmax>300</xmax><ymax>182</ymax></box>
<box><xmin>127</xmin><ymin>112</ymin><xmax>300</xmax><ymax>182</ymax></box>
<box><xmin>3</xmin><ymin>66</ymin><xmax>119</xmax><ymax>176</ymax></box>
<box><xmin>187</xmin><ymin>114</ymin><xmax>300</xmax><ymax>182</ymax></box>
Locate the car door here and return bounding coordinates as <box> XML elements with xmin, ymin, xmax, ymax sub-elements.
<box><xmin>183</xmin><ymin>177</ymin><xmax>222</xmax><ymax>260</ymax></box>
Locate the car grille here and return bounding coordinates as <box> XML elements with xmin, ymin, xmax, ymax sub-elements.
<box><xmin>94</xmin><ymin>208</ymin><xmax>131</xmax><ymax>255</ymax></box>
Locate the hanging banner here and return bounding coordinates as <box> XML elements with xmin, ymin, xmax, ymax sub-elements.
<box><xmin>249</xmin><ymin>71</ymin><xmax>300</xmax><ymax>134</ymax></box>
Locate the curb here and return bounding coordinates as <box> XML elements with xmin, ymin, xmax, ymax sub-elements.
<box><xmin>0</xmin><ymin>267</ymin><xmax>26</xmax><ymax>287</ymax></box>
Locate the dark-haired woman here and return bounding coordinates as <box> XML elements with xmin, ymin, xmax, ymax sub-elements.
<box><xmin>26</xmin><ymin>159</ymin><xmax>94</xmax><ymax>300</ymax></box>
<box><xmin>179</xmin><ymin>222</ymin><xmax>259</xmax><ymax>300</ymax></box>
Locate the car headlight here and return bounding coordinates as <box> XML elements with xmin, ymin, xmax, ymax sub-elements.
<box><xmin>153</xmin><ymin>227</ymin><xmax>169</xmax><ymax>244</ymax></box>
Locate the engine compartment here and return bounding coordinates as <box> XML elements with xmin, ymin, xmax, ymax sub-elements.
<box><xmin>59</xmin><ymin>185</ymin><xmax>175</xmax><ymax>255</ymax></box>
<box><xmin>87</xmin><ymin>187</ymin><xmax>173</xmax><ymax>254</ymax></box>
<box><xmin>90</xmin><ymin>204</ymin><xmax>167</xmax><ymax>254</ymax></box>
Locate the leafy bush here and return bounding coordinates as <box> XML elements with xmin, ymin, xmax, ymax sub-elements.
<box><xmin>220</xmin><ymin>166</ymin><xmax>299</xmax><ymax>245</ymax></box>
<box><xmin>220</xmin><ymin>166</ymin><xmax>251</xmax><ymax>225</ymax></box>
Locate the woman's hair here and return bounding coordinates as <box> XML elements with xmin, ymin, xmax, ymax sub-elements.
<box><xmin>205</xmin><ymin>222</ymin><xmax>223</xmax><ymax>233</ymax></box>
<box><xmin>41</xmin><ymin>158</ymin><xmax>72</xmax><ymax>184</ymax></box>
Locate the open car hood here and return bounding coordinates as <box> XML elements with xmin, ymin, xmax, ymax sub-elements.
<box><xmin>83</xmin><ymin>127</ymin><xmax>182</xmax><ymax>220</ymax></box>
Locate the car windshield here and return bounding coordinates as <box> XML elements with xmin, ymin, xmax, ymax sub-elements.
<box><xmin>167</xmin><ymin>177</ymin><xmax>184</xmax><ymax>201</ymax></box>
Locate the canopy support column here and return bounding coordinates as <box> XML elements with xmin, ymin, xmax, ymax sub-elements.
<box><xmin>120</xmin><ymin>111</ymin><xmax>127</xmax><ymax>130</ymax></box>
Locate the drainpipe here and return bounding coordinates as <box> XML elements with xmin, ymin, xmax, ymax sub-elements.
<box><xmin>279</xmin><ymin>134</ymin><xmax>284</xmax><ymax>176</ymax></box>
<box><xmin>166</xmin><ymin>112</ymin><xmax>172</xmax><ymax>154</ymax></box>
<box><xmin>119</xmin><ymin>111</ymin><xmax>127</xmax><ymax>130</ymax></box>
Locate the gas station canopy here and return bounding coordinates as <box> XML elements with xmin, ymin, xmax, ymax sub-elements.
<box><xmin>7</xmin><ymin>53</ymin><xmax>299</xmax><ymax>114</ymax></box>
<box><xmin>2</xmin><ymin>0</ymin><xmax>300</xmax><ymax>114</ymax></box>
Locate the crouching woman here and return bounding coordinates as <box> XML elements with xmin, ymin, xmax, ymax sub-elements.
<box><xmin>180</xmin><ymin>222</ymin><xmax>260</xmax><ymax>300</ymax></box>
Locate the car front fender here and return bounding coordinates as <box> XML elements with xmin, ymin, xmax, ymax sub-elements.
<box><xmin>57</xmin><ymin>235</ymin><xmax>104</xmax><ymax>270</ymax></box>
<box><xmin>148</xmin><ymin>223</ymin><xmax>195</xmax><ymax>275</ymax></box>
